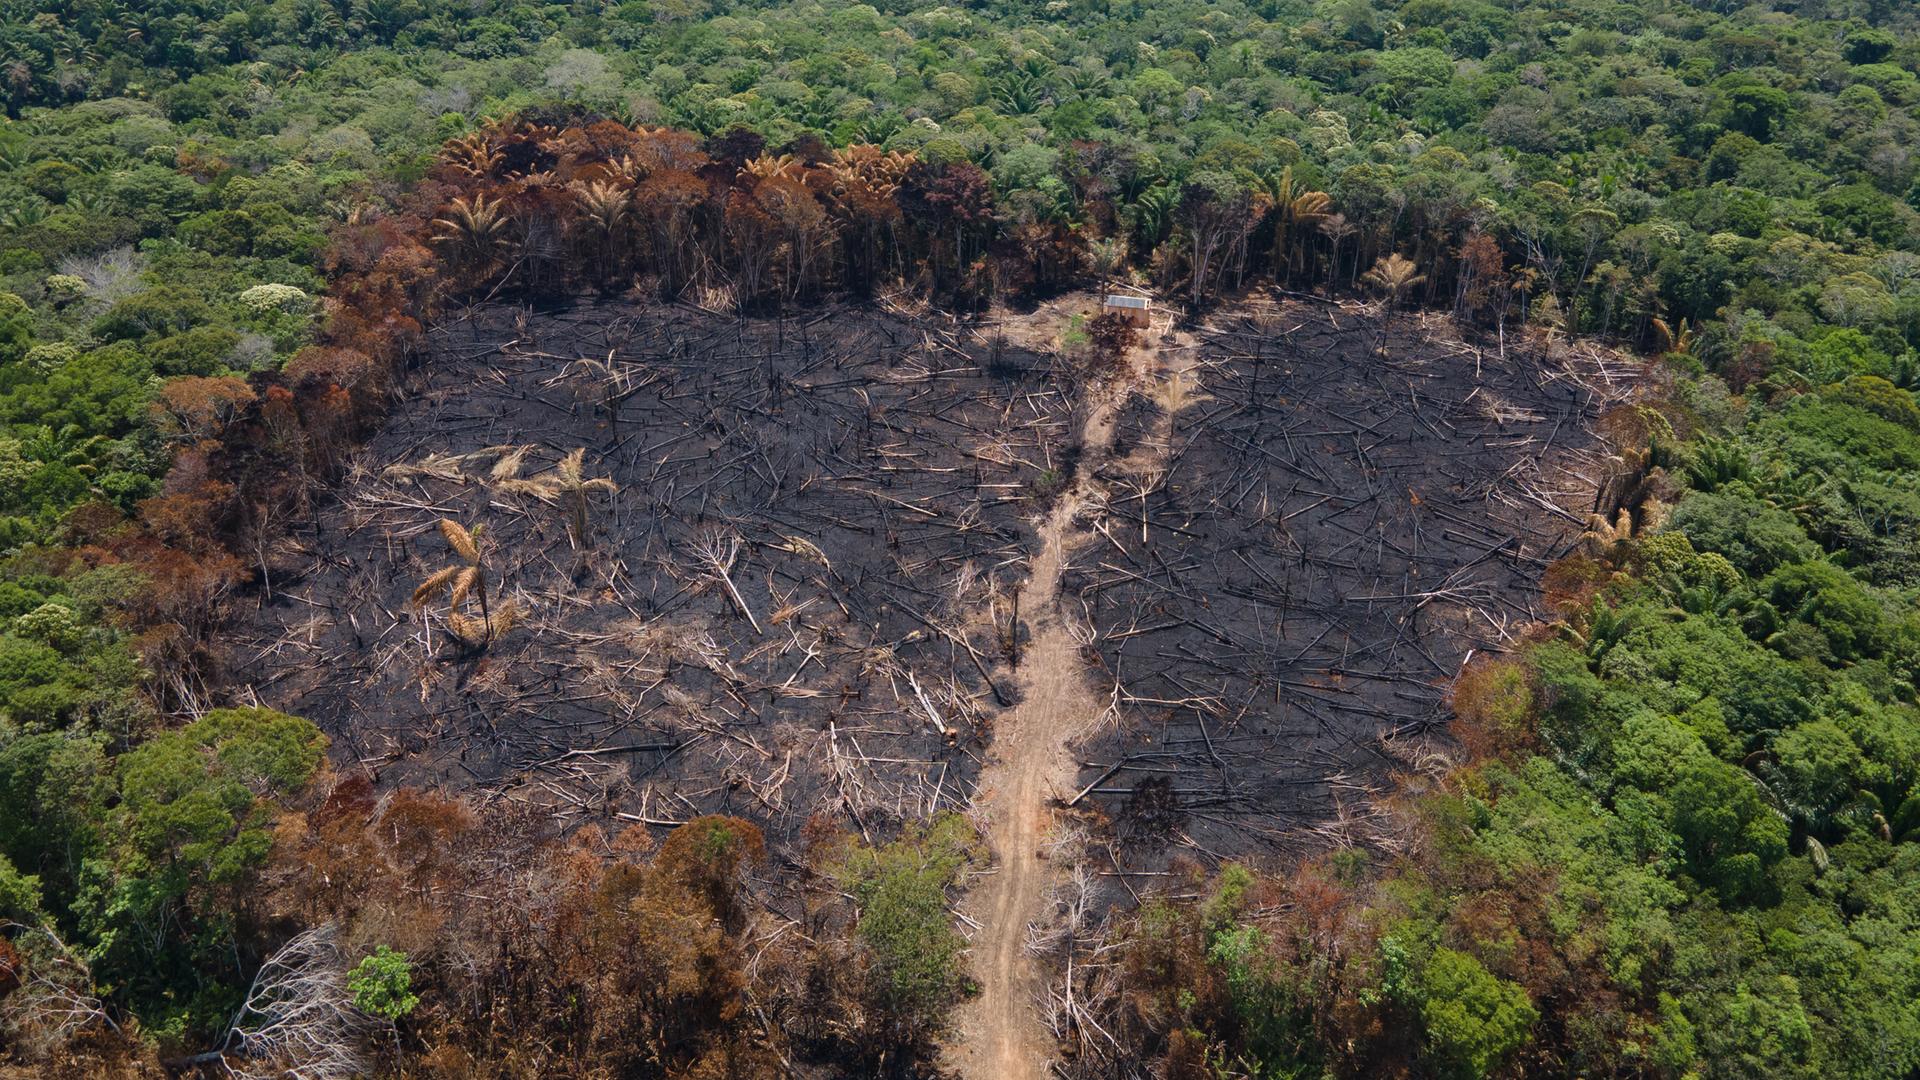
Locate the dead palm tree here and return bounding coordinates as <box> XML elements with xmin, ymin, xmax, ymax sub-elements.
<box><xmin>430</xmin><ymin>194</ymin><xmax>512</xmax><ymax>282</ymax></box>
<box><xmin>1578</xmin><ymin>508</ymin><xmax>1635</xmax><ymax>557</ymax></box>
<box><xmin>411</xmin><ymin>519</ymin><xmax>517</xmax><ymax>649</ymax></box>
<box><xmin>609</xmin><ymin>153</ymin><xmax>650</xmax><ymax>186</ymax></box>
<box><xmin>498</xmin><ymin>448</ymin><xmax>619</xmax><ymax>548</ymax></box>
<box><xmin>1596</xmin><ymin>443</ymin><xmax>1668</xmax><ymax>539</ymax></box>
<box><xmin>484</xmin><ymin>444</ymin><xmax>534</xmax><ymax>487</ymax></box>
<box><xmin>550</xmin><ymin>449</ymin><xmax>619</xmax><ymax>548</ymax></box>
<box><xmin>497</xmin><ymin>121</ymin><xmax>558</xmax><ymax>172</ymax></box>
<box><xmin>439</xmin><ymin>132</ymin><xmax>503</xmax><ymax>178</ymax></box>
<box><xmin>828</xmin><ymin>145</ymin><xmax>913</xmax><ymax>192</ymax></box>
<box><xmin>1151</xmin><ymin>367</ymin><xmax>1210</xmax><ymax>419</ymax></box>
<box><xmin>741</xmin><ymin>152</ymin><xmax>802</xmax><ymax>183</ymax></box>
<box><xmin>572</xmin><ymin>180</ymin><xmax>631</xmax><ymax>232</ymax></box>
<box><xmin>1362</xmin><ymin>252</ymin><xmax>1426</xmax><ymax>308</ymax></box>
<box><xmin>1318</xmin><ymin>213</ymin><xmax>1358</xmax><ymax>283</ymax></box>
<box><xmin>570</xmin><ymin>180</ymin><xmax>631</xmax><ymax>283</ymax></box>
<box><xmin>1649</xmin><ymin>316</ymin><xmax>1695</xmax><ymax>356</ymax></box>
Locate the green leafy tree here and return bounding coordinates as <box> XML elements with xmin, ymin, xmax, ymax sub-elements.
<box><xmin>835</xmin><ymin>814</ymin><xmax>982</xmax><ymax>1036</ymax></box>
<box><xmin>88</xmin><ymin>707</ymin><xmax>326</xmax><ymax>1024</ymax></box>
<box><xmin>349</xmin><ymin>946</ymin><xmax>420</xmax><ymax>1022</ymax></box>
<box><xmin>1670</xmin><ymin>758</ymin><xmax>1789</xmax><ymax>903</ymax></box>
<box><xmin>0</xmin><ymin>293</ymin><xmax>31</xmax><ymax>364</ymax></box>
<box><xmin>0</xmin><ymin>852</ymin><xmax>44</xmax><ymax>919</ymax></box>
<box><xmin>1718</xmin><ymin>80</ymin><xmax>1792</xmax><ymax>141</ymax></box>
<box><xmin>1417</xmin><ymin>949</ymin><xmax>1538</xmax><ymax>1079</ymax></box>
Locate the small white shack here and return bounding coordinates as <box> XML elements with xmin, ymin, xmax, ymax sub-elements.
<box><xmin>1102</xmin><ymin>293</ymin><xmax>1151</xmax><ymax>327</ymax></box>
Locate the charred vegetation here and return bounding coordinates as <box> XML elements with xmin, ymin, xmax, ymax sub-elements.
<box><xmin>226</xmin><ymin>301</ymin><xmax>1071</xmax><ymax>852</ymax></box>
<box><xmin>1063</xmin><ymin>304</ymin><xmax>1639</xmax><ymax>864</ymax></box>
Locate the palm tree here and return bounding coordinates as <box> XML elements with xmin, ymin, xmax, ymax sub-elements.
<box><xmin>570</xmin><ymin>180</ymin><xmax>631</xmax><ymax>284</ymax></box>
<box><xmin>1062</xmin><ymin>67</ymin><xmax>1111</xmax><ymax>103</ymax></box>
<box><xmin>1256</xmin><ymin>167</ymin><xmax>1333</xmax><ymax>284</ymax></box>
<box><xmin>740</xmin><ymin>153</ymin><xmax>802</xmax><ymax>183</ymax></box>
<box><xmin>856</xmin><ymin>112</ymin><xmax>904</xmax><ymax>144</ymax></box>
<box><xmin>499</xmin><ymin>448</ymin><xmax>619</xmax><ymax>549</ymax></box>
<box><xmin>993</xmin><ymin>71</ymin><xmax>1047</xmax><ymax>115</ymax></box>
<box><xmin>55</xmin><ymin>42</ymin><xmax>101</xmax><ymax>66</ymax></box>
<box><xmin>411</xmin><ymin>519</ymin><xmax>516</xmax><ymax>650</ymax></box>
<box><xmin>1362</xmin><ymin>252</ymin><xmax>1426</xmax><ymax>307</ymax></box>
<box><xmin>1283</xmin><ymin>191</ymin><xmax>1332</xmax><ymax>272</ymax></box>
<box><xmin>21</xmin><ymin>426</ymin><xmax>108</xmax><ymax>473</ymax></box>
<box><xmin>430</xmin><ymin>194</ymin><xmax>512</xmax><ymax>283</ymax></box>
<box><xmin>439</xmin><ymin>132</ymin><xmax>502</xmax><ymax>178</ymax></box>
<box><xmin>0</xmin><ymin>199</ymin><xmax>49</xmax><ymax>230</ymax></box>
<box><xmin>1128</xmin><ymin>184</ymin><xmax>1179</xmax><ymax>253</ymax></box>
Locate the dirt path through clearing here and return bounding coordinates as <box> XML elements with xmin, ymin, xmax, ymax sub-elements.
<box><xmin>948</xmin><ymin>322</ymin><xmax>1193</xmax><ymax>1080</ymax></box>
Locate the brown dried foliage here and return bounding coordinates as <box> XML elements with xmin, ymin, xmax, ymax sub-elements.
<box><xmin>1448</xmin><ymin>656</ymin><xmax>1538</xmax><ymax>761</ymax></box>
<box><xmin>261</xmin><ymin>790</ymin><xmax>913</xmax><ymax>1078</ymax></box>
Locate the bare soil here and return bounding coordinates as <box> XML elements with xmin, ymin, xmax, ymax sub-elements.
<box><xmin>945</xmin><ymin>315</ymin><xmax>1183</xmax><ymax>1080</ymax></box>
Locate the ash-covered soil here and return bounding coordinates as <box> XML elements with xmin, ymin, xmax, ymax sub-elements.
<box><xmin>227</xmin><ymin>301</ymin><xmax>1071</xmax><ymax>848</ymax></box>
<box><xmin>224</xmin><ymin>295</ymin><xmax>1637</xmax><ymax>869</ymax></box>
<box><xmin>1063</xmin><ymin>303</ymin><xmax>1638</xmax><ymax>865</ymax></box>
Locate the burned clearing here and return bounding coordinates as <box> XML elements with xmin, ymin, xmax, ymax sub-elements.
<box><xmin>1064</xmin><ymin>304</ymin><xmax>1639</xmax><ymax>863</ymax></box>
<box><xmin>228</xmin><ymin>301</ymin><xmax>1071</xmax><ymax>848</ymax></box>
<box><xmin>225</xmin><ymin>295</ymin><xmax>1636</xmax><ymax>870</ymax></box>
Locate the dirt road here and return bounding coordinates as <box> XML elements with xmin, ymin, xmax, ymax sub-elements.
<box><xmin>948</xmin><ymin>323</ymin><xmax>1190</xmax><ymax>1080</ymax></box>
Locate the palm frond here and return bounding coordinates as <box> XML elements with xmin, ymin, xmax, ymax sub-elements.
<box><xmin>771</xmin><ymin>535</ymin><xmax>832</xmax><ymax>569</ymax></box>
<box><xmin>488</xmin><ymin>602</ymin><xmax>522</xmax><ymax>638</ymax></box>
<box><xmin>445</xmin><ymin>612</ymin><xmax>487</xmax><ymax>646</ymax></box>
<box><xmin>450</xmin><ymin>565</ymin><xmax>481</xmax><ymax>607</ymax></box>
<box><xmin>439</xmin><ymin>518</ymin><xmax>480</xmax><ymax>562</ymax></box>
<box><xmin>411</xmin><ymin>566</ymin><xmax>462</xmax><ymax>607</ymax></box>
<box><xmin>488</xmin><ymin>445</ymin><xmax>533</xmax><ymax>483</ymax></box>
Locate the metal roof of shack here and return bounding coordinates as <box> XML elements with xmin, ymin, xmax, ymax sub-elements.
<box><xmin>1103</xmin><ymin>294</ymin><xmax>1149</xmax><ymax>308</ymax></box>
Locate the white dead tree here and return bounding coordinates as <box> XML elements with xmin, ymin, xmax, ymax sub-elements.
<box><xmin>693</xmin><ymin>528</ymin><xmax>761</xmax><ymax>634</ymax></box>
<box><xmin>1</xmin><ymin>923</ymin><xmax>121</xmax><ymax>1059</ymax></box>
<box><xmin>181</xmin><ymin>925</ymin><xmax>372</xmax><ymax>1080</ymax></box>
<box><xmin>1030</xmin><ymin>832</ymin><xmax>1128</xmax><ymax>1063</ymax></box>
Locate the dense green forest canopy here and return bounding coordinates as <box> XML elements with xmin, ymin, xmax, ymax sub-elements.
<box><xmin>2</xmin><ymin>0</ymin><xmax>1920</xmax><ymax>1077</ymax></box>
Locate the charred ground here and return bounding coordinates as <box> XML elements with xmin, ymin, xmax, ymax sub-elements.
<box><xmin>224</xmin><ymin>297</ymin><xmax>1632</xmax><ymax>868</ymax></box>
<box><xmin>227</xmin><ymin>300</ymin><xmax>1071</xmax><ymax>849</ymax></box>
<box><xmin>1064</xmin><ymin>302</ymin><xmax>1639</xmax><ymax>868</ymax></box>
